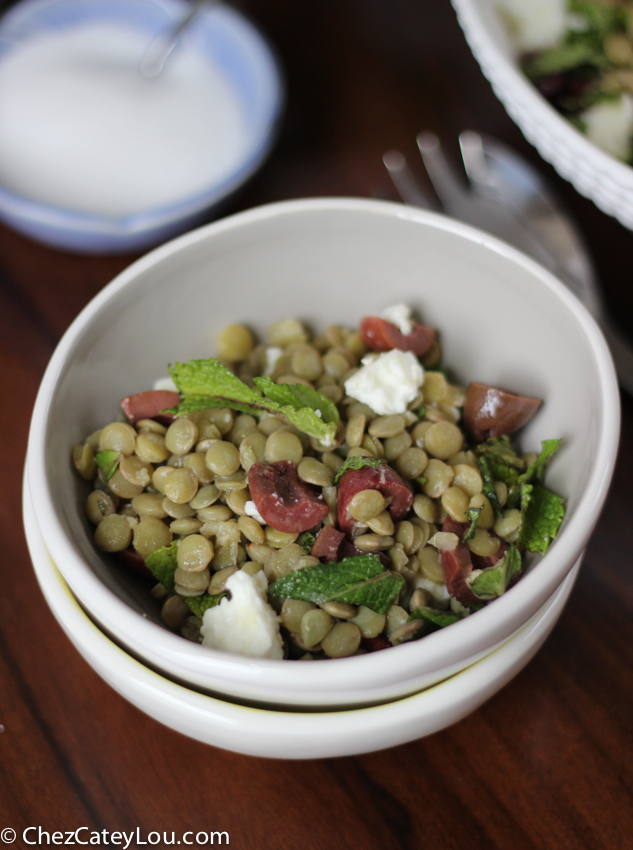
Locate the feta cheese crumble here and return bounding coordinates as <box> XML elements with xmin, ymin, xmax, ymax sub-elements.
<box><xmin>244</xmin><ymin>500</ymin><xmax>266</xmax><ymax>524</ymax></box>
<box><xmin>581</xmin><ymin>94</ymin><xmax>633</xmax><ymax>161</ymax></box>
<box><xmin>344</xmin><ymin>349</ymin><xmax>424</xmax><ymax>416</ymax></box>
<box><xmin>153</xmin><ymin>375</ymin><xmax>179</xmax><ymax>392</ymax></box>
<box><xmin>381</xmin><ymin>303</ymin><xmax>413</xmax><ymax>335</ymax></box>
<box><xmin>200</xmin><ymin>570</ymin><xmax>284</xmax><ymax>659</ymax></box>
<box><xmin>497</xmin><ymin>0</ymin><xmax>566</xmax><ymax>53</ymax></box>
<box><xmin>264</xmin><ymin>346</ymin><xmax>284</xmax><ymax>376</ymax></box>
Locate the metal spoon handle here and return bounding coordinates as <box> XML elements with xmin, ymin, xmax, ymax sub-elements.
<box><xmin>140</xmin><ymin>0</ymin><xmax>213</xmax><ymax>78</ymax></box>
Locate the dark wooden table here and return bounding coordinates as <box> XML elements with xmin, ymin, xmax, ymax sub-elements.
<box><xmin>1</xmin><ymin>2</ymin><xmax>632</xmax><ymax>848</ymax></box>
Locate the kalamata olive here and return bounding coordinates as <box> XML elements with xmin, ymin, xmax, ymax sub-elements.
<box><xmin>463</xmin><ymin>382</ymin><xmax>541</xmax><ymax>443</ymax></box>
<box><xmin>248</xmin><ymin>461</ymin><xmax>329</xmax><ymax>533</ymax></box>
<box><xmin>311</xmin><ymin>525</ymin><xmax>345</xmax><ymax>561</ymax></box>
<box><xmin>120</xmin><ymin>391</ymin><xmax>180</xmax><ymax>426</ymax></box>
<box><xmin>337</xmin><ymin>462</ymin><xmax>413</xmax><ymax>536</ymax></box>
<box><xmin>361</xmin><ymin>634</ymin><xmax>391</xmax><ymax>652</ymax></box>
<box><xmin>116</xmin><ymin>546</ymin><xmax>155</xmax><ymax>581</ymax></box>
<box><xmin>438</xmin><ymin>516</ymin><xmax>481</xmax><ymax>607</ymax></box>
<box><xmin>359</xmin><ymin>316</ymin><xmax>436</xmax><ymax>356</ymax></box>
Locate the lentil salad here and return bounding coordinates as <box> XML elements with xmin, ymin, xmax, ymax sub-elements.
<box><xmin>72</xmin><ymin>305</ymin><xmax>566</xmax><ymax>661</ymax></box>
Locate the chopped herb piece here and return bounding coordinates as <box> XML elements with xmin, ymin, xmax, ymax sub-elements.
<box><xmin>95</xmin><ymin>449</ymin><xmax>121</xmax><ymax>482</ymax></box>
<box><xmin>507</xmin><ymin>439</ymin><xmax>563</xmax><ymax>509</ymax></box>
<box><xmin>517</xmin><ymin>484</ymin><xmax>566</xmax><ymax>555</ymax></box>
<box><xmin>468</xmin><ymin>545</ymin><xmax>522</xmax><ymax>600</ymax></box>
<box><xmin>415</xmin><ymin>475</ymin><xmax>427</xmax><ymax>488</ymax></box>
<box><xmin>524</xmin><ymin>41</ymin><xmax>606</xmax><ymax>77</ymax></box>
<box><xmin>416</xmin><ymin>403</ymin><xmax>426</xmax><ymax>418</ymax></box>
<box><xmin>184</xmin><ymin>592</ymin><xmax>226</xmax><ymax>618</ymax></box>
<box><xmin>166</xmin><ymin>358</ymin><xmax>338</xmax><ymax>443</ymax></box>
<box><xmin>299</xmin><ymin>532</ymin><xmax>316</xmax><ymax>554</ymax></box>
<box><xmin>334</xmin><ymin>455</ymin><xmax>383</xmax><ymax>484</ymax></box>
<box><xmin>476</xmin><ymin>436</ymin><xmax>525</xmax><ymax>485</ymax></box>
<box><xmin>268</xmin><ymin>554</ymin><xmax>404</xmax><ymax>614</ymax></box>
<box><xmin>569</xmin><ymin>0</ymin><xmax>627</xmax><ymax>38</ymax></box>
<box><xmin>145</xmin><ymin>540</ymin><xmax>181</xmax><ymax>592</ymax></box>
<box><xmin>462</xmin><ymin>506</ymin><xmax>483</xmax><ymax>543</ymax></box>
<box><xmin>478</xmin><ymin>456</ymin><xmax>503</xmax><ymax>518</ymax></box>
<box><xmin>408</xmin><ymin>606</ymin><xmax>462</xmax><ymax>629</ymax></box>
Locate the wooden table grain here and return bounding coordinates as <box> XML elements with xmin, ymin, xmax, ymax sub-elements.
<box><xmin>1</xmin><ymin>2</ymin><xmax>632</xmax><ymax>848</ymax></box>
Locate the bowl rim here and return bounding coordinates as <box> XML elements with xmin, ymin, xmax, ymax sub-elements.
<box><xmin>23</xmin><ymin>468</ymin><xmax>581</xmax><ymax>757</ymax></box>
<box><xmin>26</xmin><ymin>197</ymin><xmax>621</xmax><ymax>700</ymax></box>
<box><xmin>451</xmin><ymin>0</ymin><xmax>633</xmax><ymax>189</ymax></box>
<box><xmin>0</xmin><ymin>0</ymin><xmax>284</xmax><ymax>235</ymax></box>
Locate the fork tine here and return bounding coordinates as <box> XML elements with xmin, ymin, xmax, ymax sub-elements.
<box><xmin>416</xmin><ymin>132</ymin><xmax>466</xmax><ymax>210</ymax></box>
<box><xmin>383</xmin><ymin>150</ymin><xmax>436</xmax><ymax>210</ymax></box>
<box><xmin>458</xmin><ymin>130</ymin><xmax>493</xmax><ymax>190</ymax></box>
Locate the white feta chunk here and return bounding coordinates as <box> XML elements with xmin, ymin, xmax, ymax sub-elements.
<box><xmin>264</xmin><ymin>346</ymin><xmax>284</xmax><ymax>376</ymax></box>
<box><xmin>581</xmin><ymin>94</ymin><xmax>633</xmax><ymax>161</ymax></box>
<box><xmin>200</xmin><ymin>570</ymin><xmax>283</xmax><ymax>659</ymax></box>
<box><xmin>413</xmin><ymin>576</ymin><xmax>451</xmax><ymax>609</ymax></box>
<box><xmin>344</xmin><ymin>349</ymin><xmax>424</xmax><ymax>416</ymax></box>
<box><xmin>497</xmin><ymin>0</ymin><xmax>566</xmax><ymax>53</ymax></box>
<box><xmin>244</xmin><ymin>500</ymin><xmax>266</xmax><ymax>524</ymax></box>
<box><xmin>153</xmin><ymin>375</ymin><xmax>178</xmax><ymax>392</ymax></box>
<box><xmin>380</xmin><ymin>303</ymin><xmax>413</xmax><ymax>335</ymax></box>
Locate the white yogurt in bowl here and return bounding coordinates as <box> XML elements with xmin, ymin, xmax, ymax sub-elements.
<box><xmin>0</xmin><ymin>0</ymin><xmax>283</xmax><ymax>252</ymax></box>
<box><xmin>0</xmin><ymin>23</ymin><xmax>248</xmax><ymax>216</ymax></box>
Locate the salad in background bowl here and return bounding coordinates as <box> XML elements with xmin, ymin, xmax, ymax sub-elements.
<box><xmin>499</xmin><ymin>0</ymin><xmax>633</xmax><ymax>162</ymax></box>
<box><xmin>452</xmin><ymin>0</ymin><xmax>633</xmax><ymax>229</ymax></box>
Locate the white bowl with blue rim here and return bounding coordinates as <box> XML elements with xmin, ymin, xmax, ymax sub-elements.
<box><xmin>0</xmin><ymin>0</ymin><xmax>283</xmax><ymax>253</ymax></box>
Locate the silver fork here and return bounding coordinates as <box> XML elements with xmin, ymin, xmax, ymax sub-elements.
<box><xmin>384</xmin><ymin>131</ymin><xmax>633</xmax><ymax>394</ymax></box>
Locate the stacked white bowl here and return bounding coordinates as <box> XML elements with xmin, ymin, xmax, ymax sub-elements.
<box><xmin>24</xmin><ymin>199</ymin><xmax>620</xmax><ymax>756</ymax></box>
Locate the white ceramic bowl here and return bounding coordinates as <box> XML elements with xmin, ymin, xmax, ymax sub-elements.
<box><xmin>26</xmin><ymin>198</ymin><xmax>619</xmax><ymax>709</ymax></box>
<box><xmin>23</xmin><ymin>472</ymin><xmax>581</xmax><ymax>759</ymax></box>
<box><xmin>452</xmin><ymin>0</ymin><xmax>633</xmax><ymax>230</ymax></box>
<box><xmin>0</xmin><ymin>0</ymin><xmax>283</xmax><ymax>253</ymax></box>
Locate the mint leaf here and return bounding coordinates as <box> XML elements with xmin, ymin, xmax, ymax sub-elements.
<box><xmin>517</xmin><ymin>484</ymin><xmax>566</xmax><ymax>555</ymax></box>
<box><xmin>166</xmin><ymin>358</ymin><xmax>339</xmax><ymax>443</ymax></box>
<box><xmin>468</xmin><ymin>544</ymin><xmax>522</xmax><ymax>600</ymax></box>
<box><xmin>408</xmin><ymin>606</ymin><xmax>462</xmax><ymax>629</ymax></box>
<box><xmin>299</xmin><ymin>532</ymin><xmax>316</xmax><ymax>554</ymax></box>
<box><xmin>476</xmin><ymin>436</ymin><xmax>524</xmax><ymax>485</ymax></box>
<box><xmin>478</xmin><ymin>456</ymin><xmax>503</xmax><ymax>518</ymax></box>
<box><xmin>145</xmin><ymin>540</ymin><xmax>181</xmax><ymax>591</ymax></box>
<box><xmin>168</xmin><ymin>358</ymin><xmax>269</xmax><ymax>415</ymax></box>
<box><xmin>184</xmin><ymin>592</ymin><xmax>225</xmax><ymax>618</ymax></box>
<box><xmin>267</xmin><ymin>554</ymin><xmax>404</xmax><ymax>614</ymax></box>
<box><xmin>95</xmin><ymin>449</ymin><xmax>121</xmax><ymax>481</ymax></box>
<box><xmin>507</xmin><ymin>439</ymin><xmax>562</xmax><ymax>509</ymax></box>
<box><xmin>253</xmin><ymin>376</ymin><xmax>339</xmax><ymax>444</ymax></box>
<box><xmin>334</xmin><ymin>456</ymin><xmax>383</xmax><ymax>484</ymax></box>
<box><xmin>462</xmin><ymin>506</ymin><xmax>483</xmax><ymax>543</ymax></box>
